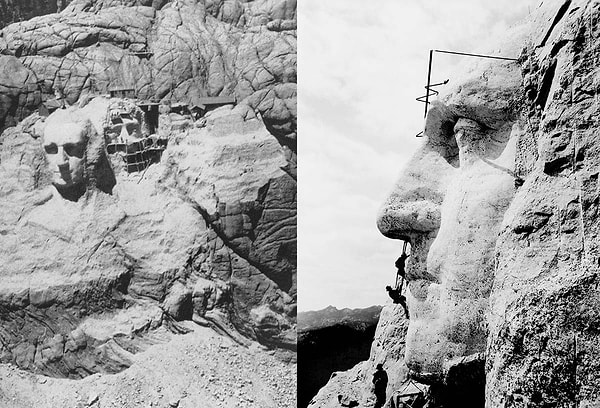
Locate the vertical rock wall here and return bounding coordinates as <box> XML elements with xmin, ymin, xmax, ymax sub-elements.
<box><xmin>487</xmin><ymin>1</ymin><xmax>600</xmax><ymax>406</ymax></box>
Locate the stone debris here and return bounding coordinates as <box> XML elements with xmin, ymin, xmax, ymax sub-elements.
<box><xmin>87</xmin><ymin>392</ymin><xmax>99</xmax><ymax>406</ymax></box>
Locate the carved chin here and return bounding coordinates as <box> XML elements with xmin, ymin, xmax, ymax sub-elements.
<box><xmin>52</xmin><ymin>169</ymin><xmax>84</xmax><ymax>188</ymax></box>
<box><xmin>52</xmin><ymin>175</ymin><xmax>85</xmax><ymax>193</ymax></box>
<box><xmin>52</xmin><ymin>178</ymin><xmax>86</xmax><ymax>201</ymax></box>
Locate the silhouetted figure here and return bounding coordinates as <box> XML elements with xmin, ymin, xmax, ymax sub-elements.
<box><xmin>386</xmin><ymin>286</ymin><xmax>409</xmax><ymax>319</ymax></box>
<box><xmin>372</xmin><ymin>364</ymin><xmax>388</xmax><ymax>408</ymax></box>
<box><xmin>386</xmin><ymin>285</ymin><xmax>401</xmax><ymax>303</ymax></box>
<box><xmin>395</xmin><ymin>253</ymin><xmax>408</xmax><ymax>279</ymax></box>
<box><xmin>395</xmin><ymin>252</ymin><xmax>408</xmax><ymax>291</ymax></box>
<box><xmin>337</xmin><ymin>395</ymin><xmax>359</xmax><ymax>407</ymax></box>
<box><xmin>399</xmin><ymin>294</ymin><xmax>409</xmax><ymax>319</ymax></box>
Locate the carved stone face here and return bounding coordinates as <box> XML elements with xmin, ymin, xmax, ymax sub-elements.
<box><xmin>41</xmin><ymin>98</ymin><xmax>118</xmax><ymax>200</ymax></box>
<box><xmin>43</xmin><ymin>121</ymin><xmax>87</xmax><ymax>191</ymax></box>
<box><xmin>377</xmin><ymin>60</ymin><xmax>522</xmax><ymax>384</ymax></box>
<box><xmin>106</xmin><ymin>101</ymin><xmax>145</xmax><ymax>142</ymax></box>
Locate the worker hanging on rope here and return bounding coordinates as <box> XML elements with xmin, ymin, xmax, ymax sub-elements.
<box><xmin>386</xmin><ymin>241</ymin><xmax>410</xmax><ymax>319</ymax></box>
<box><xmin>394</xmin><ymin>241</ymin><xmax>409</xmax><ymax>290</ymax></box>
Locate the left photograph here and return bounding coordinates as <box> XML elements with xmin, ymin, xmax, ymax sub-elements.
<box><xmin>0</xmin><ymin>1</ymin><xmax>296</xmax><ymax>407</ymax></box>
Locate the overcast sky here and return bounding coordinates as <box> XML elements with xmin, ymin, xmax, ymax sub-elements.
<box><xmin>297</xmin><ymin>1</ymin><xmax>535</xmax><ymax>311</ymax></box>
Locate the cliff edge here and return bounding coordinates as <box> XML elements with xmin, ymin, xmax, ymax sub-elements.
<box><xmin>314</xmin><ymin>1</ymin><xmax>600</xmax><ymax>407</ymax></box>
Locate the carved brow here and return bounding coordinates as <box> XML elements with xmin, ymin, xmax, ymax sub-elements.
<box><xmin>453</xmin><ymin>118</ymin><xmax>489</xmax><ymax>133</ymax></box>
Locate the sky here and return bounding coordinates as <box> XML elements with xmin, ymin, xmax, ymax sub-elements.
<box><xmin>297</xmin><ymin>0</ymin><xmax>536</xmax><ymax>311</ymax></box>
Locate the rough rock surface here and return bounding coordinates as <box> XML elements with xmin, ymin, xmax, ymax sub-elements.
<box><xmin>315</xmin><ymin>1</ymin><xmax>600</xmax><ymax>407</ymax></box>
<box><xmin>0</xmin><ymin>0</ymin><xmax>295</xmax><ymax>405</ymax></box>
<box><xmin>486</xmin><ymin>1</ymin><xmax>600</xmax><ymax>406</ymax></box>
<box><xmin>0</xmin><ymin>96</ymin><xmax>295</xmax><ymax>374</ymax></box>
<box><xmin>0</xmin><ymin>0</ymin><xmax>297</xmax><ymax>146</ymax></box>
<box><xmin>0</xmin><ymin>324</ymin><xmax>296</xmax><ymax>408</ymax></box>
<box><xmin>308</xmin><ymin>305</ymin><xmax>410</xmax><ymax>408</ymax></box>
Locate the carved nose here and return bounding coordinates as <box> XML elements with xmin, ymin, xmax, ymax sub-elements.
<box><xmin>377</xmin><ymin>102</ymin><xmax>459</xmax><ymax>241</ymax></box>
<box><xmin>56</xmin><ymin>147</ymin><xmax>69</xmax><ymax>167</ymax></box>
<box><xmin>376</xmin><ymin>149</ymin><xmax>448</xmax><ymax>241</ymax></box>
<box><xmin>377</xmin><ymin>193</ymin><xmax>441</xmax><ymax>240</ymax></box>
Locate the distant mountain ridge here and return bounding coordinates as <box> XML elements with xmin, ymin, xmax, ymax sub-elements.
<box><xmin>298</xmin><ymin>305</ymin><xmax>382</xmax><ymax>408</ymax></box>
<box><xmin>298</xmin><ymin>305</ymin><xmax>382</xmax><ymax>332</ymax></box>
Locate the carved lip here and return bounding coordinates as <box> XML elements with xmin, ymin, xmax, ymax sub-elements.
<box><xmin>56</xmin><ymin>168</ymin><xmax>73</xmax><ymax>183</ymax></box>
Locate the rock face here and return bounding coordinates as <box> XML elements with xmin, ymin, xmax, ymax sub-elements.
<box><xmin>0</xmin><ymin>0</ymin><xmax>295</xmax><ymax>401</ymax></box>
<box><xmin>0</xmin><ymin>0</ymin><xmax>297</xmax><ymax>145</ymax></box>
<box><xmin>486</xmin><ymin>1</ymin><xmax>600</xmax><ymax>405</ymax></box>
<box><xmin>0</xmin><ymin>325</ymin><xmax>297</xmax><ymax>408</ymax></box>
<box><xmin>308</xmin><ymin>305</ymin><xmax>411</xmax><ymax>408</ymax></box>
<box><xmin>316</xmin><ymin>1</ymin><xmax>600</xmax><ymax>407</ymax></box>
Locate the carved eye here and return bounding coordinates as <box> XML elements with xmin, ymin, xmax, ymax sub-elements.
<box><xmin>453</xmin><ymin>118</ymin><xmax>484</xmax><ymax>135</ymax></box>
<box><xmin>44</xmin><ymin>143</ymin><xmax>58</xmax><ymax>154</ymax></box>
<box><xmin>63</xmin><ymin>143</ymin><xmax>85</xmax><ymax>158</ymax></box>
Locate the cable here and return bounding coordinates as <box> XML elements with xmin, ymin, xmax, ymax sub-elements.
<box><xmin>433</xmin><ymin>49</ymin><xmax>518</xmax><ymax>61</ymax></box>
<box><xmin>414</xmin><ymin>49</ymin><xmax>519</xmax><ymax>137</ymax></box>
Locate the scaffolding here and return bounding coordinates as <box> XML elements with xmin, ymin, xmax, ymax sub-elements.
<box><xmin>105</xmin><ymin>102</ymin><xmax>167</xmax><ymax>174</ymax></box>
<box><xmin>389</xmin><ymin>380</ymin><xmax>427</xmax><ymax>408</ymax></box>
<box><xmin>109</xmin><ymin>86</ymin><xmax>136</xmax><ymax>99</ymax></box>
<box><xmin>129</xmin><ymin>48</ymin><xmax>154</xmax><ymax>59</ymax></box>
<box><xmin>106</xmin><ymin>136</ymin><xmax>168</xmax><ymax>173</ymax></box>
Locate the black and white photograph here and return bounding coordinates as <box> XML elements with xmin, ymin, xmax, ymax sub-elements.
<box><xmin>1</xmin><ymin>0</ymin><xmax>600</xmax><ymax>407</ymax></box>
<box><xmin>299</xmin><ymin>0</ymin><xmax>600</xmax><ymax>407</ymax></box>
<box><xmin>0</xmin><ymin>0</ymin><xmax>296</xmax><ymax>407</ymax></box>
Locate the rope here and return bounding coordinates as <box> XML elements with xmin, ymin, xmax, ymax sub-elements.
<box><xmin>396</xmin><ymin>274</ymin><xmax>404</xmax><ymax>293</ymax></box>
<box><xmin>395</xmin><ymin>241</ymin><xmax>409</xmax><ymax>291</ymax></box>
<box><xmin>415</xmin><ymin>80</ymin><xmax>449</xmax><ymax>105</ymax></box>
<box><xmin>137</xmin><ymin>157</ymin><xmax>151</xmax><ymax>183</ymax></box>
<box><xmin>574</xmin><ymin>333</ymin><xmax>578</xmax><ymax>408</ymax></box>
<box><xmin>433</xmin><ymin>49</ymin><xmax>518</xmax><ymax>61</ymax></box>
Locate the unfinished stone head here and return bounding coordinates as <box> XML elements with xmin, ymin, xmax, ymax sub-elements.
<box><xmin>377</xmin><ymin>55</ymin><xmax>521</xmax><ymax>402</ymax></box>
<box><xmin>42</xmin><ymin>98</ymin><xmax>115</xmax><ymax>200</ymax></box>
<box><xmin>105</xmin><ymin>99</ymin><xmax>145</xmax><ymax>143</ymax></box>
<box><xmin>378</xmin><ymin>1</ymin><xmax>600</xmax><ymax>406</ymax></box>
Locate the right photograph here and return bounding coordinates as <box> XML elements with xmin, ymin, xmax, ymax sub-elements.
<box><xmin>299</xmin><ymin>0</ymin><xmax>600</xmax><ymax>407</ymax></box>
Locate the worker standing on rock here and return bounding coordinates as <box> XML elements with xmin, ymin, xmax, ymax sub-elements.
<box><xmin>372</xmin><ymin>364</ymin><xmax>388</xmax><ymax>408</ymax></box>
